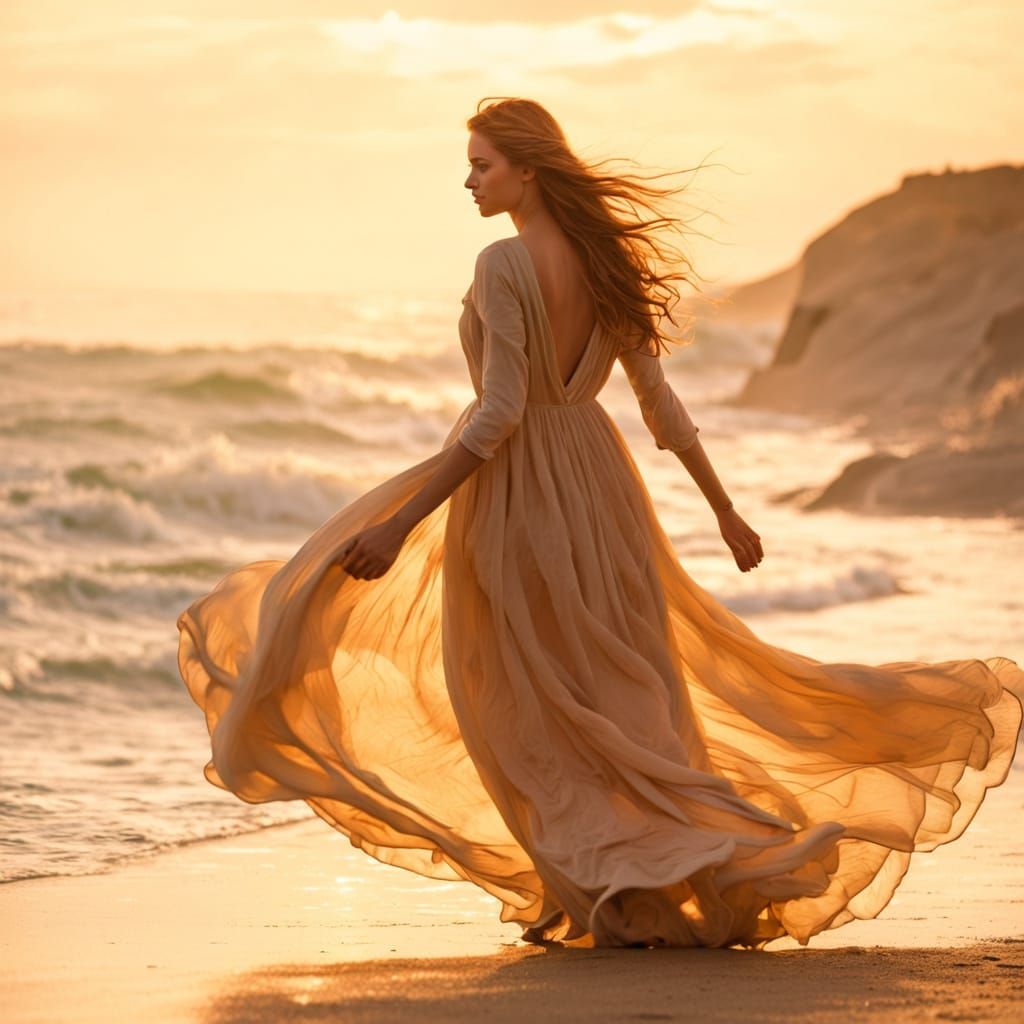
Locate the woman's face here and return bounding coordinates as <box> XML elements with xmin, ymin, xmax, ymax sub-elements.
<box><xmin>464</xmin><ymin>130</ymin><xmax>528</xmax><ymax>217</ymax></box>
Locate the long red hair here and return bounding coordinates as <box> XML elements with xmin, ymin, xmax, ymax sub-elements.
<box><xmin>467</xmin><ymin>96</ymin><xmax>722</xmax><ymax>356</ymax></box>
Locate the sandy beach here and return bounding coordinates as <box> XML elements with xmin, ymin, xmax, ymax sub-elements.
<box><xmin>3</xmin><ymin>765</ymin><xmax>1022</xmax><ymax>1024</ymax></box>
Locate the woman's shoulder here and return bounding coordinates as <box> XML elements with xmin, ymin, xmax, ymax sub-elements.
<box><xmin>472</xmin><ymin>238</ymin><xmax>520</xmax><ymax>288</ymax></box>
<box><xmin>475</xmin><ymin>236</ymin><xmax>517</xmax><ymax>266</ymax></box>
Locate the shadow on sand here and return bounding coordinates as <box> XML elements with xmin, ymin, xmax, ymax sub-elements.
<box><xmin>204</xmin><ymin>937</ymin><xmax>1024</xmax><ymax>1023</ymax></box>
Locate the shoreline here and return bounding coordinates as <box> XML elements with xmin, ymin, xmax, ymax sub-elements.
<box><xmin>0</xmin><ymin>813</ymin><xmax>317</xmax><ymax>889</ymax></box>
<box><xmin>3</xmin><ymin>775</ymin><xmax>1022</xmax><ymax>1023</ymax></box>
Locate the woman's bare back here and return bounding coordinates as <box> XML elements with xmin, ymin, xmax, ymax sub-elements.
<box><xmin>516</xmin><ymin>231</ymin><xmax>597</xmax><ymax>389</ymax></box>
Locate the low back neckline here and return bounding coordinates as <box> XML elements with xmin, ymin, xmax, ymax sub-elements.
<box><xmin>506</xmin><ymin>235</ymin><xmax>600</xmax><ymax>395</ymax></box>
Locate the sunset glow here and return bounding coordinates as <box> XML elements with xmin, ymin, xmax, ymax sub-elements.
<box><xmin>3</xmin><ymin>1</ymin><xmax>1021</xmax><ymax>294</ymax></box>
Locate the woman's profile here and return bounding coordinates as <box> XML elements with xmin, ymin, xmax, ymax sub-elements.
<box><xmin>176</xmin><ymin>97</ymin><xmax>1023</xmax><ymax>950</ymax></box>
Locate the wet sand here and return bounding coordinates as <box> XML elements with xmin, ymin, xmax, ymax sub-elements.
<box><xmin>3</xmin><ymin>772</ymin><xmax>1022</xmax><ymax>1023</ymax></box>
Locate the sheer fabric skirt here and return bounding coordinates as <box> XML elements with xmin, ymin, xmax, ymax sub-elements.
<box><xmin>177</xmin><ymin>399</ymin><xmax>1023</xmax><ymax>948</ymax></box>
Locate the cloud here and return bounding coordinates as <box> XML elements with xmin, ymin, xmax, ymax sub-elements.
<box><xmin>560</xmin><ymin>34</ymin><xmax>859</xmax><ymax>91</ymax></box>
<box><xmin>0</xmin><ymin>3</ymin><xmax>839</xmax><ymax>134</ymax></box>
<box><xmin>1</xmin><ymin>4</ymin><xmax>817</xmax><ymax>81</ymax></box>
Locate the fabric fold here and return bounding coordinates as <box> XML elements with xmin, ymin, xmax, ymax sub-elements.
<box><xmin>177</xmin><ymin>235</ymin><xmax>1023</xmax><ymax>949</ymax></box>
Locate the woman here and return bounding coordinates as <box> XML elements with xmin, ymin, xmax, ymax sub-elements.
<box><xmin>177</xmin><ymin>98</ymin><xmax>1023</xmax><ymax>950</ymax></box>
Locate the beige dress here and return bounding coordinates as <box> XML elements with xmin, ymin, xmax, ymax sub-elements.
<box><xmin>177</xmin><ymin>235</ymin><xmax>1023</xmax><ymax>948</ymax></box>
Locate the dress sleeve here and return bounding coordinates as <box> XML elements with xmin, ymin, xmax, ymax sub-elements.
<box><xmin>457</xmin><ymin>247</ymin><xmax>529</xmax><ymax>460</ymax></box>
<box><xmin>617</xmin><ymin>343</ymin><xmax>700</xmax><ymax>453</ymax></box>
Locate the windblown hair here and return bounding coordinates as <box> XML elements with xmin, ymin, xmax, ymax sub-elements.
<box><xmin>467</xmin><ymin>96</ymin><xmax>723</xmax><ymax>357</ymax></box>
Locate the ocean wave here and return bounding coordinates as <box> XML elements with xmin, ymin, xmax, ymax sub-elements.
<box><xmin>0</xmin><ymin>802</ymin><xmax>311</xmax><ymax>885</ymax></box>
<box><xmin>36</xmin><ymin>655</ymin><xmax>179</xmax><ymax>688</ymax></box>
<box><xmin>99</xmin><ymin>435</ymin><xmax>355</xmax><ymax>527</ymax></box>
<box><xmin>0</xmin><ymin>415</ymin><xmax>152</xmax><ymax>439</ymax></box>
<box><xmin>226</xmin><ymin>418</ymin><xmax>358</xmax><ymax>445</ymax></box>
<box><xmin>18</xmin><ymin>569</ymin><xmax>201</xmax><ymax>621</ymax></box>
<box><xmin>3</xmin><ymin>435</ymin><xmax>357</xmax><ymax>542</ymax></box>
<box><xmin>2</xmin><ymin>342</ymin><xmax>467</xmax><ymax>423</ymax></box>
<box><xmin>106</xmin><ymin>556</ymin><xmax>238</xmax><ymax>578</ymax></box>
<box><xmin>0</xmin><ymin>650</ymin><xmax>44</xmax><ymax>696</ymax></box>
<box><xmin>0</xmin><ymin>644</ymin><xmax>184</xmax><ymax>701</ymax></box>
<box><xmin>720</xmin><ymin>563</ymin><xmax>907</xmax><ymax>615</ymax></box>
<box><xmin>0</xmin><ymin>555</ymin><xmax>238</xmax><ymax>631</ymax></box>
<box><xmin>0</xmin><ymin>341</ymin><xmax>168</xmax><ymax>361</ymax></box>
<box><xmin>27</xmin><ymin>487</ymin><xmax>171</xmax><ymax>543</ymax></box>
<box><xmin>1</xmin><ymin>338</ymin><xmax>461</xmax><ymax>373</ymax></box>
<box><xmin>152</xmin><ymin>369</ymin><xmax>299</xmax><ymax>404</ymax></box>
<box><xmin>38</xmin><ymin>655</ymin><xmax>180</xmax><ymax>689</ymax></box>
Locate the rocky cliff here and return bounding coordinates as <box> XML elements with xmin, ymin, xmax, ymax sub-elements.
<box><xmin>729</xmin><ymin>163</ymin><xmax>1024</xmax><ymax>517</ymax></box>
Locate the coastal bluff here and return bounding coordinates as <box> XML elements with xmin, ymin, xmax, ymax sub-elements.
<box><xmin>726</xmin><ymin>163</ymin><xmax>1024</xmax><ymax>518</ymax></box>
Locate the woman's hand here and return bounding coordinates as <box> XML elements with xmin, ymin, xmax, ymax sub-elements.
<box><xmin>717</xmin><ymin>507</ymin><xmax>763</xmax><ymax>573</ymax></box>
<box><xmin>334</xmin><ymin>516</ymin><xmax>410</xmax><ymax>580</ymax></box>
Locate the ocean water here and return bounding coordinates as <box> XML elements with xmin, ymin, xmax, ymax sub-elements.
<box><xmin>1</xmin><ymin>284</ymin><xmax>1022</xmax><ymax>885</ymax></box>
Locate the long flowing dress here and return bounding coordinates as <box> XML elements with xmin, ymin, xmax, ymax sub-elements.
<box><xmin>176</xmin><ymin>235</ymin><xmax>1024</xmax><ymax>949</ymax></box>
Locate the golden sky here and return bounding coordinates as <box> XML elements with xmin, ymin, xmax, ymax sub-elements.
<box><xmin>3</xmin><ymin>1</ymin><xmax>1022</xmax><ymax>296</ymax></box>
